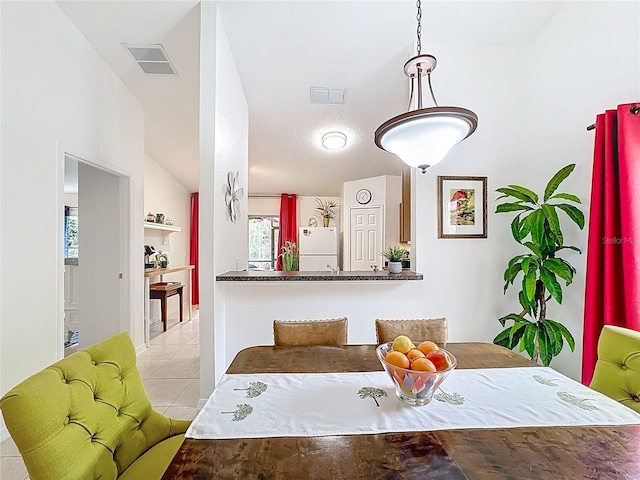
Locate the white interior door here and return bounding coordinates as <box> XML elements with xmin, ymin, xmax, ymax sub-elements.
<box><xmin>77</xmin><ymin>163</ymin><xmax>123</xmax><ymax>347</ymax></box>
<box><xmin>349</xmin><ymin>206</ymin><xmax>383</xmax><ymax>271</ymax></box>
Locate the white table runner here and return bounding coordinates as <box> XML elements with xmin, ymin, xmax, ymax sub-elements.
<box><xmin>187</xmin><ymin>367</ymin><xmax>640</xmax><ymax>440</ymax></box>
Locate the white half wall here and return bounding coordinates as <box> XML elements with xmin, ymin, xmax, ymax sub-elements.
<box><xmin>1</xmin><ymin>1</ymin><xmax>145</xmax><ymax>403</ymax></box>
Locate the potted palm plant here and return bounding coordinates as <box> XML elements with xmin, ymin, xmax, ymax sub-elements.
<box><xmin>382</xmin><ymin>246</ymin><xmax>405</xmax><ymax>274</ymax></box>
<box><xmin>494</xmin><ymin>164</ymin><xmax>585</xmax><ymax>366</ymax></box>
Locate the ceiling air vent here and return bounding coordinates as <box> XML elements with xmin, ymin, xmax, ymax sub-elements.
<box><xmin>310</xmin><ymin>87</ymin><xmax>346</xmax><ymax>104</ymax></box>
<box><xmin>123</xmin><ymin>44</ymin><xmax>177</xmax><ymax>75</ymax></box>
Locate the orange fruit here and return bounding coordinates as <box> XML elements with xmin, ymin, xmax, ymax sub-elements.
<box><xmin>411</xmin><ymin>357</ymin><xmax>437</xmax><ymax>372</ymax></box>
<box><xmin>385</xmin><ymin>350</ymin><xmax>410</xmax><ymax>369</ymax></box>
<box><xmin>417</xmin><ymin>341</ymin><xmax>439</xmax><ymax>356</ymax></box>
<box><xmin>406</xmin><ymin>349</ymin><xmax>425</xmax><ymax>362</ymax></box>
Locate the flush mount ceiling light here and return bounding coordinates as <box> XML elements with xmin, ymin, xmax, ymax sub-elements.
<box><xmin>374</xmin><ymin>0</ymin><xmax>477</xmax><ymax>173</ymax></box>
<box><xmin>322</xmin><ymin>131</ymin><xmax>347</xmax><ymax>150</ymax></box>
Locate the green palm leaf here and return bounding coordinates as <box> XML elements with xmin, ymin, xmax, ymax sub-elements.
<box><xmin>545</xmin><ymin>319</ymin><xmax>576</xmax><ymax>351</ymax></box>
<box><xmin>511</xmin><ymin>214</ymin><xmax>523</xmax><ymax>242</ymax></box>
<box><xmin>530</xmin><ymin>210</ymin><xmax>545</xmax><ymax>246</ymax></box>
<box><xmin>497</xmin><ymin>187</ymin><xmax>536</xmax><ymax>204</ymax></box>
<box><xmin>542</xmin><ymin>320</ymin><xmax>564</xmax><ymax>356</ymax></box>
<box><xmin>541</xmin><ymin>204</ymin><xmax>562</xmax><ymax>246</ymax></box>
<box><xmin>550</xmin><ymin>193</ymin><xmax>581</xmax><ymax>203</ymax></box>
<box><xmin>537</xmin><ymin>326</ymin><xmax>553</xmax><ymax>366</ymax></box>
<box><xmin>544</xmin><ymin>164</ymin><xmax>575</xmax><ymax>201</ymax></box>
<box><xmin>507</xmin><ymin>185</ymin><xmax>539</xmax><ymax>204</ymax></box>
<box><xmin>555</xmin><ymin>203</ymin><xmax>585</xmax><ymax>229</ymax></box>
<box><xmin>522</xmin><ymin>323</ymin><xmax>537</xmax><ymax>358</ymax></box>
<box><xmin>496</xmin><ymin>203</ymin><xmax>534</xmax><ymax>213</ymax></box>
<box><xmin>523</xmin><ymin>266</ymin><xmax>537</xmax><ymax>301</ymax></box>
<box><xmin>540</xmin><ymin>266</ymin><xmax>563</xmax><ymax>304</ymax></box>
<box><xmin>543</xmin><ymin>258</ymin><xmax>573</xmax><ymax>284</ymax></box>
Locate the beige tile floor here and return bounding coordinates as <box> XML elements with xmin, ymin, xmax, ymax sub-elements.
<box><xmin>0</xmin><ymin>309</ymin><xmax>200</xmax><ymax>480</ymax></box>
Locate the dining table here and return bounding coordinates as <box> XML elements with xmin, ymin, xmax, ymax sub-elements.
<box><xmin>162</xmin><ymin>343</ymin><xmax>640</xmax><ymax>479</ymax></box>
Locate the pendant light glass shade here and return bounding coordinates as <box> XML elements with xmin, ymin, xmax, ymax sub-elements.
<box><xmin>375</xmin><ymin>2</ymin><xmax>478</xmax><ymax>172</ymax></box>
<box><xmin>375</xmin><ymin>106</ymin><xmax>477</xmax><ymax>171</ymax></box>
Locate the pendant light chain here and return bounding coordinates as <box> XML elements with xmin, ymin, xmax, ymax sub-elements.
<box><xmin>416</xmin><ymin>0</ymin><xmax>422</xmax><ymax>55</ymax></box>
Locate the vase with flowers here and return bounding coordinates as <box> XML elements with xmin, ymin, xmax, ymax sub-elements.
<box><xmin>315</xmin><ymin>197</ymin><xmax>339</xmax><ymax>227</ymax></box>
<box><xmin>280</xmin><ymin>241</ymin><xmax>299</xmax><ymax>271</ymax></box>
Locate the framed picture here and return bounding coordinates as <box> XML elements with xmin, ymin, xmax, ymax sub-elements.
<box><xmin>437</xmin><ymin>176</ymin><xmax>487</xmax><ymax>238</ymax></box>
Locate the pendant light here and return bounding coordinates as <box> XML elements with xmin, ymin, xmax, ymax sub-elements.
<box><xmin>374</xmin><ymin>0</ymin><xmax>478</xmax><ymax>173</ymax></box>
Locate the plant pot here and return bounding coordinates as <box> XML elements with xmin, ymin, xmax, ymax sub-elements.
<box><xmin>388</xmin><ymin>262</ymin><xmax>402</xmax><ymax>274</ymax></box>
<box><xmin>323</xmin><ymin>217</ymin><xmax>330</xmax><ymax>227</ymax></box>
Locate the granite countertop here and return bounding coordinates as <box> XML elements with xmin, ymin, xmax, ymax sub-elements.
<box><xmin>216</xmin><ymin>270</ymin><xmax>423</xmax><ymax>282</ymax></box>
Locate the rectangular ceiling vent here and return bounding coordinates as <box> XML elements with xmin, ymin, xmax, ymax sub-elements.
<box><xmin>310</xmin><ymin>87</ymin><xmax>346</xmax><ymax>104</ymax></box>
<box><xmin>123</xmin><ymin>44</ymin><xmax>177</xmax><ymax>75</ymax></box>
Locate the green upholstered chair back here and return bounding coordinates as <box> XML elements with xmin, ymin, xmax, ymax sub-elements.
<box><xmin>590</xmin><ymin>325</ymin><xmax>640</xmax><ymax>413</ymax></box>
<box><xmin>0</xmin><ymin>333</ymin><xmax>183</xmax><ymax>479</ymax></box>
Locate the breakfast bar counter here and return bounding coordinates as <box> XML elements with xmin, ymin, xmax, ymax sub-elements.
<box><xmin>216</xmin><ymin>270</ymin><xmax>423</xmax><ymax>281</ymax></box>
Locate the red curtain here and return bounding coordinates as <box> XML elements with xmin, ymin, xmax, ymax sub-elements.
<box><xmin>582</xmin><ymin>103</ymin><xmax>640</xmax><ymax>384</ymax></box>
<box><xmin>190</xmin><ymin>192</ymin><xmax>199</xmax><ymax>305</ymax></box>
<box><xmin>276</xmin><ymin>194</ymin><xmax>297</xmax><ymax>271</ymax></box>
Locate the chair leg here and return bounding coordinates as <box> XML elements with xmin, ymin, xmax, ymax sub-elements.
<box><xmin>178</xmin><ymin>289</ymin><xmax>183</xmax><ymax>323</ymax></box>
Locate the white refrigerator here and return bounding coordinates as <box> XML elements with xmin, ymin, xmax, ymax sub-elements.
<box><xmin>298</xmin><ymin>227</ymin><xmax>338</xmax><ymax>271</ymax></box>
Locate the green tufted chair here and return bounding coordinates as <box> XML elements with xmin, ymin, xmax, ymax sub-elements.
<box><xmin>589</xmin><ymin>325</ymin><xmax>640</xmax><ymax>413</ymax></box>
<box><xmin>0</xmin><ymin>332</ymin><xmax>191</xmax><ymax>479</ymax></box>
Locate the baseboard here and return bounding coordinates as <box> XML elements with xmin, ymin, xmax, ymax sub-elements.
<box><xmin>135</xmin><ymin>343</ymin><xmax>147</xmax><ymax>355</ymax></box>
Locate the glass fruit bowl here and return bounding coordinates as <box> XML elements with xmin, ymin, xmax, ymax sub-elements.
<box><xmin>376</xmin><ymin>342</ymin><xmax>457</xmax><ymax>406</ymax></box>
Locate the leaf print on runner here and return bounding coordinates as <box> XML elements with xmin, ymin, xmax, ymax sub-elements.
<box><xmin>557</xmin><ymin>392</ymin><xmax>598</xmax><ymax>411</ymax></box>
<box><xmin>533</xmin><ymin>375</ymin><xmax>559</xmax><ymax>387</ymax></box>
<box><xmin>221</xmin><ymin>403</ymin><xmax>254</xmax><ymax>421</ymax></box>
<box><xmin>234</xmin><ymin>381</ymin><xmax>268</xmax><ymax>398</ymax></box>
<box><xmin>434</xmin><ymin>388</ymin><xmax>465</xmax><ymax>406</ymax></box>
<box><xmin>358</xmin><ymin>387</ymin><xmax>388</xmax><ymax>407</ymax></box>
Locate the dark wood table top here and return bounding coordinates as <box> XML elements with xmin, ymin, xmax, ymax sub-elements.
<box><xmin>163</xmin><ymin>343</ymin><xmax>640</xmax><ymax>479</ymax></box>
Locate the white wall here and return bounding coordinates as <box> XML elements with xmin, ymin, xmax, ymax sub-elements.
<box><xmin>200</xmin><ymin>3</ymin><xmax>249</xmax><ymax>399</ymax></box>
<box><xmin>0</xmin><ymin>1</ymin><xmax>145</xmax><ymax>435</ymax></box>
<box><xmin>522</xmin><ymin>0</ymin><xmax>640</xmax><ymax>378</ymax></box>
<box><xmin>299</xmin><ymin>196</ymin><xmax>340</xmax><ymax>229</ymax></box>
<box><xmin>248</xmin><ymin>195</ymin><xmax>341</xmax><ymax>229</ymax></box>
<box><xmin>220</xmin><ymin>3</ymin><xmax>639</xmax><ymax>382</ymax></box>
<box><xmin>144</xmin><ymin>154</ymin><xmax>192</xmax><ymax>318</ymax></box>
<box><xmin>248</xmin><ymin>197</ymin><xmax>280</xmax><ymax>217</ymax></box>
<box><xmin>221</xmin><ymin>41</ymin><xmax>527</xmax><ymax>374</ymax></box>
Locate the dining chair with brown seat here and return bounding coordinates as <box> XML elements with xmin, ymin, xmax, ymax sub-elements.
<box><xmin>375</xmin><ymin>318</ymin><xmax>448</xmax><ymax>344</ymax></box>
<box><xmin>273</xmin><ymin>318</ymin><xmax>348</xmax><ymax>346</ymax></box>
<box><xmin>589</xmin><ymin>324</ymin><xmax>640</xmax><ymax>413</ymax></box>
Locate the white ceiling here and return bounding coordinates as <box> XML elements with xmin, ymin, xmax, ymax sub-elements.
<box><xmin>57</xmin><ymin>1</ymin><xmax>563</xmax><ymax>196</ymax></box>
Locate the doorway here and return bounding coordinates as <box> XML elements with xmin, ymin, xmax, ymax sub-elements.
<box><xmin>348</xmin><ymin>206</ymin><xmax>383</xmax><ymax>271</ymax></box>
<box><xmin>62</xmin><ymin>154</ymin><xmax>131</xmax><ymax>350</ymax></box>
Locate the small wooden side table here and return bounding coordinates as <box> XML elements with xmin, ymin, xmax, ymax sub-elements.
<box><xmin>149</xmin><ymin>282</ymin><xmax>183</xmax><ymax>332</ymax></box>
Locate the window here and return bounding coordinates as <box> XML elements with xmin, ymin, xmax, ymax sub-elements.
<box><xmin>64</xmin><ymin>206</ymin><xmax>78</xmax><ymax>259</ymax></box>
<box><xmin>248</xmin><ymin>216</ymin><xmax>279</xmax><ymax>270</ymax></box>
